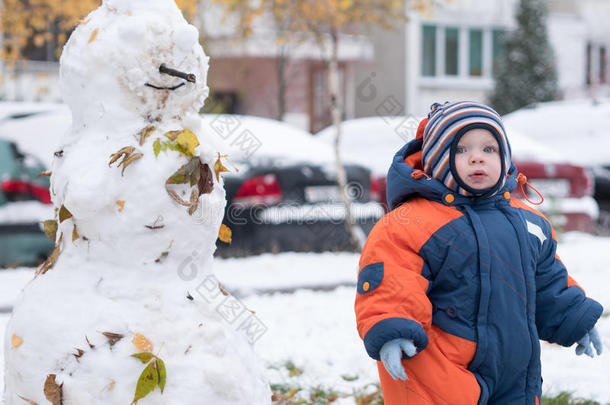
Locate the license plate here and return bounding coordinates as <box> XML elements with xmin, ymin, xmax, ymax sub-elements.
<box><xmin>304</xmin><ymin>186</ymin><xmax>342</xmax><ymax>203</ymax></box>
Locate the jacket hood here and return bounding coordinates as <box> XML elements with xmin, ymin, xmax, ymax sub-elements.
<box><xmin>386</xmin><ymin>138</ymin><xmax>519</xmax><ymax>210</ymax></box>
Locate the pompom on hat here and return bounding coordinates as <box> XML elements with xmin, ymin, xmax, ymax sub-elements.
<box><xmin>421</xmin><ymin>101</ymin><xmax>512</xmax><ymax>197</ymax></box>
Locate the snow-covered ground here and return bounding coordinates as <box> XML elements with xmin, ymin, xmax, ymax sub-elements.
<box><xmin>1</xmin><ymin>232</ymin><xmax>610</xmax><ymax>403</ymax></box>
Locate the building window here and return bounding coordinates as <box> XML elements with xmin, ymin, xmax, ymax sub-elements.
<box><xmin>421</xmin><ymin>24</ymin><xmax>507</xmax><ymax>80</ymax></box>
<box><xmin>492</xmin><ymin>29</ymin><xmax>506</xmax><ymax>75</ymax></box>
<box><xmin>445</xmin><ymin>27</ymin><xmax>459</xmax><ymax>76</ymax></box>
<box><xmin>422</xmin><ymin>25</ymin><xmax>436</xmax><ymax>77</ymax></box>
<box><xmin>600</xmin><ymin>47</ymin><xmax>607</xmax><ymax>84</ymax></box>
<box><xmin>469</xmin><ymin>29</ymin><xmax>483</xmax><ymax>76</ymax></box>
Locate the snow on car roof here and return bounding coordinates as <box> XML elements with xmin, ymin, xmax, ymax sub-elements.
<box><xmin>316</xmin><ymin>116</ymin><xmax>567</xmax><ymax>176</ymax></box>
<box><xmin>0</xmin><ymin>105</ymin><xmax>71</xmax><ymax>167</ymax></box>
<box><xmin>201</xmin><ymin>114</ymin><xmax>340</xmax><ymax>166</ymax></box>
<box><xmin>503</xmin><ymin>98</ymin><xmax>610</xmax><ymax>166</ymax></box>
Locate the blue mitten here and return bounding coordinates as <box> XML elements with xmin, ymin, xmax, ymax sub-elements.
<box><xmin>379</xmin><ymin>338</ymin><xmax>417</xmax><ymax>381</ymax></box>
<box><xmin>575</xmin><ymin>327</ymin><xmax>603</xmax><ymax>358</ymax></box>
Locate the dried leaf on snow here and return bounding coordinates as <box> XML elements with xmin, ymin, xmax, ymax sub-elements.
<box><xmin>198</xmin><ymin>163</ymin><xmax>214</xmax><ymax>195</ymax></box>
<box><xmin>37</xmin><ymin>233</ymin><xmax>63</xmax><ymax>275</ymax></box>
<box><xmin>218</xmin><ymin>224</ymin><xmax>232</xmax><ymax>244</ymax></box>
<box><xmin>109</xmin><ymin>146</ymin><xmax>142</xmax><ymax>176</ymax></box>
<box><xmin>88</xmin><ymin>28</ymin><xmax>98</xmax><ymax>43</ymax></box>
<box><xmin>102</xmin><ymin>332</ymin><xmax>124</xmax><ymax>348</ymax></box>
<box><xmin>139</xmin><ymin>126</ymin><xmax>156</xmax><ymax>146</ymax></box>
<box><xmin>73</xmin><ymin>348</ymin><xmax>85</xmax><ymax>360</ymax></box>
<box><xmin>17</xmin><ymin>395</ymin><xmax>38</xmax><ymax>405</ymax></box>
<box><xmin>72</xmin><ymin>225</ymin><xmax>79</xmax><ymax>242</ymax></box>
<box><xmin>213</xmin><ymin>153</ymin><xmax>230</xmax><ymax>181</ymax></box>
<box><xmin>43</xmin><ymin>374</ymin><xmax>63</xmax><ymax>405</ymax></box>
<box><xmin>109</xmin><ymin>146</ymin><xmax>135</xmax><ymax>166</ymax></box>
<box><xmin>11</xmin><ymin>334</ymin><xmax>23</xmax><ymax>349</ymax></box>
<box><xmin>132</xmin><ymin>334</ymin><xmax>154</xmax><ymax>353</ymax></box>
<box><xmin>59</xmin><ymin>205</ymin><xmax>72</xmax><ymax>223</ymax></box>
<box><xmin>116</xmin><ymin>200</ymin><xmax>126</xmax><ymax>212</ymax></box>
<box><xmin>42</xmin><ymin>220</ymin><xmax>58</xmax><ymax>242</ymax></box>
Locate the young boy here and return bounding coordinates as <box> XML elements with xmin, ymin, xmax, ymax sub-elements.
<box><xmin>355</xmin><ymin>101</ymin><xmax>604</xmax><ymax>404</ymax></box>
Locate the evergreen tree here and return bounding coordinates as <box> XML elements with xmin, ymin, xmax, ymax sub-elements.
<box><xmin>489</xmin><ymin>0</ymin><xmax>559</xmax><ymax>115</ymax></box>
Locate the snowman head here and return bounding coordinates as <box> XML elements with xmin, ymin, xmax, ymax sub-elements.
<box><xmin>60</xmin><ymin>0</ymin><xmax>209</xmax><ymax>125</ymax></box>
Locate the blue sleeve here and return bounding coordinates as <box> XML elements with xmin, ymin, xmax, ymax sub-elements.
<box><xmin>535</xmin><ymin>224</ymin><xmax>603</xmax><ymax>347</ymax></box>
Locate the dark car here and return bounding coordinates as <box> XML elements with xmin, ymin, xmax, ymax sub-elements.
<box><xmin>201</xmin><ymin>114</ymin><xmax>383</xmax><ymax>256</ymax></box>
<box><xmin>0</xmin><ymin>138</ymin><xmax>54</xmax><ymax>267</ymax></box>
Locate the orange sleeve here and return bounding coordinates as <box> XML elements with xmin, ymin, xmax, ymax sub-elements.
<box><xmin>355</xmin><ymin>199</ymin><xmax>461</xmax><ymax>360</ymax></box>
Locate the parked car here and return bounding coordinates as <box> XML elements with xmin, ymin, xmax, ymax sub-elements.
<box><xmin>503</xmin><ymin>99</ymin><xmax>610</xmax><ymax>232</ymax></box>
<box><xmin>0</xmin><ymin>105</ymin><xmax>383</xmax><ymax>258</ymax></box>
<box><xmin>316</xmin><ymin>116</ymin><xmax>598</xmax><ymax>233</ymax></box>
<box><xmin>0</xmin><ymin>138</ymin><xmax>54</xmax><ymax>267</ymax></box>
<box><xmin>201</xmin><ymin>114</ymin><xmax>383</xmax><ymax>256</ymax></box>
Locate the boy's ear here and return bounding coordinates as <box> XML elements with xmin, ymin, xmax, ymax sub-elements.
<box><xmin>416</xmin><ymin>118</ymin><xmax>427</xmax><ymax>141</ymax></box>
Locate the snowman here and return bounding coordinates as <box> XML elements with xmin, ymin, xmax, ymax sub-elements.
<box><xmin>3</xmin><ymin>0</ymin><xmax>271</xmax><ymax>403</ymax></box>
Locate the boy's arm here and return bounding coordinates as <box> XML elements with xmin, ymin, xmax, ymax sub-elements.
<box><xmin>355</xmin><ymin>210</ymin><xmax>433</xmax><ymax>361</ymax></box>
<box><xmin>535</xmin><ymin>220</ymin><xmax>603</xmax><ymax>347</ymax></box>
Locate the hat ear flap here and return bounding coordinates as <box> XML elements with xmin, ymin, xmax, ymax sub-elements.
<box><xmin>416</xmin><ymin>117</ymin><xmax>427</xmax><ymax>141</ymax></box>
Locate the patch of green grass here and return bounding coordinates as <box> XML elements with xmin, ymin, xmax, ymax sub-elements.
<box><xmin>541</xmin><ymin>391</ymin><xmax>602</xmax><ymax>405</ymax></box>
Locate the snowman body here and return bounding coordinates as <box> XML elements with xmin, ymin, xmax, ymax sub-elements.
<box><xmin>3</xmin><ymin>1</ymin><xmax>270</xmax><ymax>403</ymax></box>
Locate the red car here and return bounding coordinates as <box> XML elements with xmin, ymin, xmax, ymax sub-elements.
<box><xmin>317</xmin><ymin>117</ymin><xmax>598</xmax><ymax>233</ymax></box>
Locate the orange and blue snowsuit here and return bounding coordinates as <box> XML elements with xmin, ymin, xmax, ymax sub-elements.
<box><xmin>355</xmin><ymin>137</ymin><xmax>603</xmax><ymax>404</ymax></box>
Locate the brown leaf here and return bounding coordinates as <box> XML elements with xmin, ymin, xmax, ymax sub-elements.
<box><xmin>102</xmin><ymin>332</ymin><xmax>124</xmax><ymax>348</ymax></box>
<box><xmin>109</xmin><ymin>146</ymin><xmax>135</xmax><ymax>167</ymax></box>
<box><xmin>165</xmin><ymin>189</ymin><xmax>191</xmax><ymax>207</ymax></box>
<box><xmin>42</xmin><ymin>220</ymin><xmax>58</xmax><ymax>242</ymax></box>
<box><xmin>198</xmin><ymin>163</ymin><xmax>214</xmax><ymax>195</ymax></box>
<box><xmin>37</xmin><ymin>233</ymin><xmax>63</xmax><ymax>275</ymax></box>
<box><xmin>188</xmin><ymin>189</ymin><xmax>199</xmax><ymax>215</ymax></box>
<box><xmin>218</xmin><ymin>224</ymin><xmax>232</xmax><ymax>244</ymax></box>
<box><xmin>88</xmin><ymin>28</ymin><xmax>98</xmax><ymax>43</ymax></box>
<box><xmin>39</xmin><ymin>170</ymin><xmax>52</xmax><ymax>177</ymax></box>
<box><xmin>116</xmin><ymin>200</ymin><xmax>125</xmax><ymax>212</ymax></box>
<box><xmin>59</xmin><ymin>205</ymin><xmax>72</xmax><ymax>223</ymax></box>
<box><xmin>139</xmin><ymin>126</ymin><xmax>156</xmax><ymax>146</ymax></box>
<box><xmin>219</xmin><ymin>284</ymin><xmax>230</xmax><ymax>296</ymax></box>
<box><xmin>17</xmin><ymin>395</ymin><xmax>38</xmax><ymax>405</ymax></box>
<box><xmin>85</xmin><ymin>336</ymin><xmax>95</xmax><ymax>349</ymax></box>
<box><xmin>11</xmin><ymin>334</ymin><xmax>23</xmax><ymax>349</ymax></box>
<box><xmin>120</xmin><ymin>153</ymin><xmax>143</xmax><ymax>176</ymax></box>
<box><xmin>43</xmin><ymin>374</ymin><xmax>63</xmax><ymax>405</ymax></box>
<box><xmin>213</xmin><ymin>153</ymin><xmax>230</xmax><ymax>181</ymax></box>
<box><xmin>73</xmin><ymin>348</ymin><xmax>84</xmax><ymax>360</ymax></box>
<box><xmin>72</xmin><ymin>225</ymin><xmax>79</xmax><ymax>242</ymax></box>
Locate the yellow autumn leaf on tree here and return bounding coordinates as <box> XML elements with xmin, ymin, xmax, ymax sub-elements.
<box><xmin>11</xmin><ymin>334</ymin><xmax>23</xmax><ymax>349</ymax></box>
<box><xmin>218</xmin><ymin>224</ymin><xmax>232</xmax><ymax>244</ymax></box>
<box><xmin>132</xmin><ymin>333</ymin><xmax>154</xmax><ymax>353</ymax></box>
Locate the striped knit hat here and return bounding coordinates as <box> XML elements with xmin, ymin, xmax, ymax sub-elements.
<box><xmin>422</xmin><ymin>101</ymin><xmax>511</xmax><ymax>197</ymax></box>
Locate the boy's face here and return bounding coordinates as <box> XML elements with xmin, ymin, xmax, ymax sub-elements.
<box><xmin>454</xmin><ymin>128</ymin><xmax>502</xmax><ymax>190</ymax></box>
